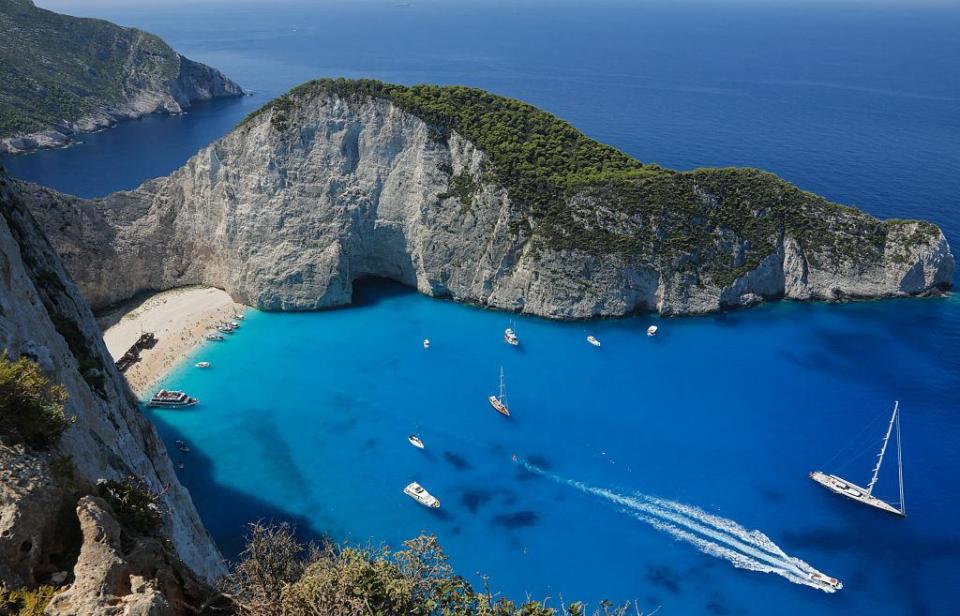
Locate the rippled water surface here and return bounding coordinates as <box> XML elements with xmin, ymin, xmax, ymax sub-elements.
<box><xmin>10</xmin><ymin>2</ymin><xmax>960</xmax><ymax>613</ymax></box>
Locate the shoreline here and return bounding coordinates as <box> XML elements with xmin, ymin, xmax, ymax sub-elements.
<box><xmin>99</xmin><ymin>286</ymin><xmax>245</xmax><ymax>397</ymax></box>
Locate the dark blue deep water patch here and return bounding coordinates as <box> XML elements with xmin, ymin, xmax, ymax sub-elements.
<box><xmin>15</xmin><ymin>2</ymin><xmax>960</xmax><ymax>614</ymax></box>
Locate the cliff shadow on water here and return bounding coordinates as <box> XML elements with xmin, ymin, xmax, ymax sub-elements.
<box><xmin>145</xmin><ymin>411</ymin><xmax>329</xmax><ymax>560</ymax></box>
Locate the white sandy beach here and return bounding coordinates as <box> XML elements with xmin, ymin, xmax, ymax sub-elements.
<box><xmin>100</xmin><ymin>286</ymin><xmax>245</xmax><ymax>396</ymax></box>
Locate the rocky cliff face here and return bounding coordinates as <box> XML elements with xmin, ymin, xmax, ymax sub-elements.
<box><xmin>0</xmin><ymin>0</ymin><xmax>243</xmax><ymax>155</ymax></box>
<box><xmin>0</xmin><ymin>171</ymin><xmax>225</xmax><ymax>600</ymax></box>
<box><xmin>24</xmin><ymin>84</ymin><xmax>954</xmax><ymax>318</ymax></box>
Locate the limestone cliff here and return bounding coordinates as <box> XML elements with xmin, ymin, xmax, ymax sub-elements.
<box><xmin>23</xmin><ymin>80</ymin><xmax>955</xmax><ymax>317</ymax></box>
<box><xmin>0</xmin><ymin>0</ymin><xmax>244</xmax><ymax>155</ymax></box>
<box><xmin>0</xmin><ymin>170</ymin><xmax>225</xmax><ymax>601</ymax></box>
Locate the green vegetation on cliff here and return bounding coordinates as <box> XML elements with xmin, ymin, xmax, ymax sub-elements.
<box><xmin>0</xmin><ymin>0</ymin><xmax>183</xmax><ymax>137</ymax></box>
<box><xmin>246</xmin><ymin>79</ymin><xmax>944</xmax><ymax>287</ymax></box>
<box><xmin>0</xmin><ymin>353</ymin><xmax>72</xmax><ymax>448</ymax></box>
<box><xmin>228</xmin><ymin>522</ymin><xmax>644</xmax><ymax>616</ymax></box>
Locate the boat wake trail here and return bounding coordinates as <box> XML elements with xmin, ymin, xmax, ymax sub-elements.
<box><xmin>515</xmin><ymin>458</ymin><xmax>838</xmax><ymax>593</ymax></box>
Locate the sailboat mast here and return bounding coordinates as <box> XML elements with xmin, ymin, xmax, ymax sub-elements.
<box><xmin>896</xmin><ymin>402</ymin><xmax>905</xmax><ymax>514</ymax></box>
<box><xmin>867</xmin><ymin>401</ymin><xmax>899</xmax><ymax>495</ymax></box>
<box><xmin>499</xmin><ymin>366</ymin><xmax>506</xmax><ymax>402</ymax></box>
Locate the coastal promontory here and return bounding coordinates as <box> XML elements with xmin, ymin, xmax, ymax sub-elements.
<box><xmin>23</xmin><ymin>79</ymin><xmax>955</xmax><ymax>318</ymax></box>
<box><xmin>0</xmin><ymin>0</ymin><xmax>243</xmax><ymax>154</ymax></box>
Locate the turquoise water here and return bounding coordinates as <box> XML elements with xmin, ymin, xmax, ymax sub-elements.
<box><xmin>8</xmin><ymin>1</ymin><xmax>960</xmax><ymax>613</ymax></box>
<box><xmin>148</xmin><ymin>281</ymin><xmax>960</xmax><ymax>615</ymax></box>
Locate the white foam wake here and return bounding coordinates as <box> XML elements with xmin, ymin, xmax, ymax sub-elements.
<box><xmin>515</xmin><ymin>458</ymin><xmax>838</xmax><ymax>593</ymax></box>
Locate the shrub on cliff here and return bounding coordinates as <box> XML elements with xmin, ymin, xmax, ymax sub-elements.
<box><xmin>0</xmin><ymin>586</ymin><xmax>58</xmax><ymax>616</ymax></box>
<box><xmin>0</xmin><ymin>352</ymin><xmax>72</xmax><ymax>448</ymax></box>
<box><xmin>96</xmin><ymin>477</ymin><xmax>167</xmax><ymax>537</ymax></box>
<box><xmin>228</xmin><ymin>522</ymin><xmax>645</xmax><ymax>616</ymax></box>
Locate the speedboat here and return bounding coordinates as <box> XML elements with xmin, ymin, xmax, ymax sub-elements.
<box><xmin>403</xmin><ymin>482</ymin><xmax>440</xmax><ymax>508</ymax></box>
<box><xmin>408</xmin><ymin>435</ymin><xmax>425</xmax><ymax>449</ymax></box>
<box><xmin>647</xmin><ymin>325</ymin><xmax>658</xmax><ymax>337</ymax></box>
<box><xmin>807</xmin><ymin>570</ymin><xmax>843</xmax><ymax>592</ymax></box>
<box><xmin>423</xmin><ymin>339</ymin><xmax>430</xmax><ymax>349</ymax></box>
<box><xmin>587</xmin><ymin>335</ymin><xmax>601</xmax><ymax>347</ymax></box>
<box><xmin>504</xmin><ymin>328</ymin><xmax>519</xmax><ymax>346</ymax></box>
<box><xmin>147</xmin><ymin>390</ymin><xmax>198</xmax><ymax>409</ymax></box>
<box><xmin>195</xmin><ymin>361</ymin><xmax>210</xmax><ymax>369</ymax></box>
<box><xmin>205</xmin><ymin>333</ymin><xmax>224</xmax><ymax>341</ymax></box>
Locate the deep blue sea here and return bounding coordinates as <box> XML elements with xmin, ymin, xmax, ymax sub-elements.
<box><xmin>10</xmin><ymin>2</ymin><xmax>960</xmax><ymax>614</ymax></box>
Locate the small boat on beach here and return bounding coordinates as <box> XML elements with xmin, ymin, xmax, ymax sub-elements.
<box><xmin>488</xmin><ymin>366</ymin><xmax>510</xmax><ymax>417</ymax></box>
<box><xmin>423</xmin><ymin>339</ymin><xmax>430</xmax><ymax>349</ymax></box>
<box><xmin>230</xmin><ymin>321</ymin><xmax>241</xmax><ymax>328</ymax></box>
<box><xmin>205</xmin><ymin>333</ymin><xmax>224</xmax><ymax>342</ymax></box>
<box><xmin>408</xmin><ymin>435</ymin><xmax>425</xmax><ymax>449</ymax></box>
<box><xmin>148</xmin><ymin>389</ymin><xmax>198</xmax><ymax>409</ymax></box>
<box><xmin>647</xmin><ymin>325</ymin><xmax>658</xmax><ymax>337</ymax></box>
<box><xmin>587</xmin><ymin>335</ymin><xmax>601</xmax><ymax>347</ymax></box>
<box><xmin>216</xmin><ymin>325</ymin><xmax>233</xmax><ymax>334</ymax></box>
<box><xmin>404</xmin><ymin>482</ymin><xmax>440</xmax><ymax>508</ymax></box>
<box><xmin>195</xmin><ymin>361</ymin><xmax>210</xmax><ymax>369</ymax></box>
<box><xmin>504</xmin><ymin>326</ymin><xmax>519</xmax><ymax>346</ymax></box>
<box><xmin>232</xmin><ymin>312</ymin><xmax>245</xmax><ymax>320</ymax></box>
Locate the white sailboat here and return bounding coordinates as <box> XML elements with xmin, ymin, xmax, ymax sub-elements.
<box><xmin>810</xmin><ymin>401</ymin><xmax>905</xmax><ymax>517</ymax></box>
<box><xmin>488</xmin><ymin>366</ymin><xmax>510</xmax><ymax>416</ymax></box>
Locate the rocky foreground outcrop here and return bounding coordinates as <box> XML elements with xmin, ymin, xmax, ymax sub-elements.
<box><xmin>0</xmin><ymin>172</ymin><xmax>224</xmax><ymax>606</ymax></box>
<box><xmin>0</xmin><ymin>0</ymin><xmax>243</xmax><ymax>155</ymax></box>
<box><xmin>21</xmin><ymin>80</ymin><xmax>956</xmax><ymax>317</ymax></box>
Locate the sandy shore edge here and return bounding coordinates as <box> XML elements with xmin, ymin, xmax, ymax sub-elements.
<box><xmin>99</xmin><ymin>286</ymin><xmax>246</xmax><ymax>396</ymax></box>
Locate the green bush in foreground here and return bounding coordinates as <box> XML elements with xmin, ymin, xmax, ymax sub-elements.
<box><xmin>0</xmin><ymin>352</ymin><xmax>72</xmax><ymax>448</ymax></box>
<box><xmin>0</xmin><ymin>586</ymin><xmax>58</xmax><ymax>616</ymax></box>
<box><xmin>227</xmin><ymin>523</ymin><xmax>649</xmax><ymax>616</ymax></box>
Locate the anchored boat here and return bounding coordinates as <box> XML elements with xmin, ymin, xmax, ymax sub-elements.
<box><xmin>205</xmin><ymin>333</ymin><xmax>224</xmax><ymax>341</ymax></box>
<box><xmin>647</xmin><ymin>325</ymin><xmax>658</xmax><ymax>337</ymax></box>
<box><xmin>404</xmin><ymin>482</ymin><xmax>440</xmax><ymax>508</ymax></box>
<box><xmin>587</xmin><ymin>335</ymin><xmax>601</xmax><ymax>347</ymax></box>
<box><xmin>408</xmin><ymin>435</ymin><xmax>425</xmax><ymax>449</ymax></box>
<box><xmin>810</xmin><ymin>401</ymin><xmax>905</xmax><ymax>517</ymax></box>
<box><xmin>195</xmin><ymin>361</ymin><xmax>210</xmax><ymax>369</ymax></box>
<box><xmin>488</xmin><ymin>366</ymin><xmax>510</xmax><ymax>417</ymax></box>
<box><xmin>148</xmin><ymin>389</ymin><xmax>198</xmax><ymax>409</ymax></box>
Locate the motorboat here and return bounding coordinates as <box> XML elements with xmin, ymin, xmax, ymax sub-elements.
<box><xmin>647</xmin><ymin>325</ymin><xmax>658</xmax><ymax>337</ymax></box>
<box><xmin>147</xmin><ymin>390</ymin><xmax>198</xmax><ymax>409</ymax></box>
<box><xmin>217</xmin><ymin>324</ymin><xmax>234</xmax><ymax>334</ymax></box>
<box><xmin>587</xmin><ymin>335</ymin><xmax>601</xmax><ymax>347</ymax></box>
<box><xmin>404</xmin><ymin>482</ymin><xmax>440</xmax><ymax>508</ymax></box>
<box><xmin>205</xmin><ymin>333</ymin><xmax>224</xmax><ymax>342</ymax></box>
<box><xmin>408</xmin><ymin>435</ymin><xmax>425</xmax><ymax>449</ymax></box>
<box><xmin>175</xmin><ymin>440</ymin><xmax>191</xmax><ymax>453</ymax></box>
<box><xmin>504</xmin><ymin>327</ymin><xmax>519</xmax><ymax>346</ymax></box>
<box><xmin>806</xmin><ymin>570</ymin><xmax>843</xmax><ymax>592</ymax></box>
<box><xmin>423</xmin><ymin>339</ymin><xmax>430</xmax><ymax>349</ymax></box>
<box><xmin>195</xmin><ymin>361</ymin><xmax>210</xmax><ymax>369</ymax></box>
